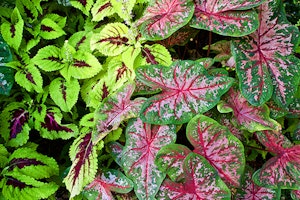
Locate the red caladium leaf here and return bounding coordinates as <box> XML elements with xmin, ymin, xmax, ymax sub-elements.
<box><xmin>83</xmin><ymin>169</ymin><xmax>134</xmax><ymax>200</ymax></box>
<box><xmin>121</xmin><ymin>118</ymin><xmax>176</xmax><ymax>200</ymax></box>
<box><xmin>235</xmin><ymin>167</ymin><xmax>280</xmax><ymax>200</ymax></box>
<box><xmin>137</xmin><ymin>0</ymin><xmax>195</xmax><ymax>40</ymax></box>
<box><xmin>253</xmin><ymin>130</ymin><xmax>300</xmax><ymax>189</ymax></box>
<box><xmin>157</xmin><ymin>153</ymin><xmax>231</xmax><ymax>199</ymax></box>
<box><xmin>63</xmin><ymin>129</ymin><xmax>98</xmax><ymax>197</ymax></box>
<box><xmin>217</xmin><ymin>87</ymin><xmax>281</xmax><ymax>133</ymax></box>
<box><xmin>186</xmin><ymin>114</ymin><xmax>245</xmax><ymax>187</ymax></box>
<box><xmin>94</xmin><ymin>83</ymin><xmax>146</xmax><ymax>143</ymax></box>
<box><xmin>218</xmin><ymin>114</ymin><xmax>243</xmax><ymax>140</ymax></box>
<box><xmin>155</xmin><ymin>144</ymin><xmax>191</xmax><ymax>182</ymax></box>
<box><xmin>136</xmin><ymin>59</ymin><xmax>234</xmax><ymax>125</ymax></box>
<box><xmin>190</xmin><ymin>0</ymin><xmax>263</xmax><ymax>36</ymax></box>
<box><xmin>231</xmin><ymin>0</ymin><xmax>300</xmax><ymax>107</ymax></box>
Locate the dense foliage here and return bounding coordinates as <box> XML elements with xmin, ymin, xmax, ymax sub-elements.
<box><xmin>0</xmin><ymin>0</ymin><xmax>299</xmax><ymax>199</ymax></box>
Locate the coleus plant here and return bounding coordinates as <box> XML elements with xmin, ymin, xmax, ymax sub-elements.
<box><xmin>0</xmin><ymin>0</ymin><xmax>299</xmax><ymax>199</ymax></box>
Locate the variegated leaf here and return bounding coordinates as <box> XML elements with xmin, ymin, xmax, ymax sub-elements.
<box><xmin>253</xmin><ymin>130</ymin><xmax>300</xmax><ymax>189</ymax></box>
<box><xmin>83</xmin><ymin>169</ymin><xmax>134</xmax><ymax>199</ymax></box>
<box><xmin>136</xmin><ymin>59</ymin><xmax>234</xmax><ymax>125</ymax></box>
<box><xmin>63</xmin><ymin>130</ymin><xmax>98</xmax><ymax>198</ymax></box>
<box><xmin>39</xmin><ymin>17</ymin><xmax>66</xmax><ymax>40</ymax></box>
<box><xmin>111</xmin><ymin>0</ymin><xmax>136</xmax><ymax>21</ymax></box>
<box><xmin>187</xmin><ymin>114</ymin><xmax>245</xmax><ymax>187</ymax></box>
<box><xmin>68</xmin><ymin>31</ymin><xmax>93</xmax><ymax>51</ymax></box>
<box><xmin>190</xmin><ymin>0</ymin><xmax>263</xmax><ymax>36</ymax></box>
<box><xmin>91</xmin><ymin>0</ymin><xmax>114</xmax><ymax>22</ymax></box>
<box><xmin>94</xmin><ymin>83</ymin><xmax>145</xmax><ymax>143</ymax></box>
<box><xmin>15</xmin><ymin>64</ymin><xmax>43</xmax><ymax>93</ymax></box>
<box><xmin>291</xmin><ymin>190</ymin><xmax>300</xmax><ymax>200</ymax></box>
<box><xmin>156</xmin><ymin>153</ymin><xmax>231</xmax><ymax>199</ymax></box>
<box><xmin>121</xmin><ymin>118</ymin><xmax>176</xmax><ymax>200</ymax></box>
<box><xmin>70</xmin><ymin>0</ymin><xmax>93</xmax><ymax>15</ymax></box>
<box><xmin>231</xmin><ymin>0</ymin><xmax>300</xmax><ymax>107</ymax></box>
<box><xmin>91</xmin><ymin>23</ymin><xmax>130</xmax><ymax>56</ymax></box>
<box><xmin>138</xmin><ymin>0</ymin><xmax>195</xmax><ymax>40</ymax></box>
<box><xmin>217</xmin><ymin>87</ymin><xmax>281</xmax><ymax>133</ymax></box>
<box><xmin>135</xmin><ymin>44</ymin><xmax>172</xmax><ymax>66</ymax></box>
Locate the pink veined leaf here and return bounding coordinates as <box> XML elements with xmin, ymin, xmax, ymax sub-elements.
<box><xmin>63</xmin><ymin>130</ymin><xmax>98</xmax><ymax>197</ymax></box>
<box><xmin>235</xmin><ymin>167</ymin><xmax>280</xmax><ymax>200</ymax></box>
<box><xmin>232</xmin><ymin>0</ymin><xmax>300</xmax><ymax>107</ymax></box>
<box><xmin>218</xmin><ymin>114</ymin><xmax>243</xmax><ymax>140</ymax></box>
<box><xmin>136</xmin><ymin>59</ymin><xmax>234</xmax><ymax>125</ymax></box>
<box><xmin>83</xmin><ymin>169</ymin><xmax>134</xmax><ymax>200</ymax></box>
<box><xmin>137</xmin><ymin>0</ymin><xmax>195</xmax><ymax>40</ymax></box>
<box><xmin>121</xmin><ymin>118</ymin><xmax>176</xmax><ymax>200</ymax></box>
<box><xmin>190</xmin><ymin>0</ymin><xmax>263</xmax><ymax>36</ymax></box>
<box><xmin>155</xmin><ymin>144</ymin><xmax>191</xmax><ymax>182</ymax></box>
<box><xmin>156</xmin><ymin>153</ymin><xmax>231</xmax><ymax>199</ymax></box>
<box><xmin>291</xmin><ymin>190</ymin><xmax>300</xmax><ymax>200</ymax></box>
<box><xmin>217</xmin><ymin>87</ymin><xmax>281</xmax><ymax>133</ymax></box>
<box><xmin>94</xmin><ymin>82</ymin><xmax>145</xmax><ymax>143</ymax></box>
<box><xmin>186</xmin><ymin>114</ymin><xmax>245</xmax><ymax>187</ymax></box>
<box><xmin>253</xmin><ymin>130</ymin><xmax>300</xmax><ymax>189</ymax></box>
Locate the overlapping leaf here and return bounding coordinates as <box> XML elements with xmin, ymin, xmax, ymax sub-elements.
<box><xmin>136</xmin><ymin>59</ymin><xmax>234</xmax><ymax>125</ymax></box>
<box><xmin>94</xmin><ymin>83</ymin><xmax>145</xmax><ymax>143</ymax></box>
<box><xmin>136</xmin><ymin>44</ymin><xmax>172</xmax><ymax>66</ymax></box>
<box><xmin>83</xmin><ymin>169</ymin><xmax>134</xmax><ymax>200</ymax></box>
<box><xmin>70</xmin><ymin>0</ymin><xmax>93</xmax><ymax>15</ymax></box>
<box><xmin>235</xmin><ymin>167</ymin><xmax>280</xmax><ymax>200</ymax></box>
<box><xmin>0</xmin><ymin>102</ymin><xmax>30</xmax><ymax>147</ymax></box>
<box><xmin>156</xmin><ymin>153</ymin><xmax>231</xmax><ymax>199</ymax></box>
<box><xmin>39</xmin><ymin>17</ymin><xmax>66</xmax><ymax>40</ymax></box>
<box><xmin>63</xmin><ymin>130</ymin><xmax>98</xmax><ymax>198</ymax></box>
<box><xmin>231</xmin><ymin>0</ymin><xmax>300</xmax><ymax>107</ymax></box>
<box><xmin>217</xmin><ymin>87</ymin><xmax>281</xmax><ymax>132</ymax></box>
<box><xmin>190</xmin><ymin>0</ymin><xmax>263</xmax><ymax>36</ymax></box>
<box><xmin>91</xmin><ymin>0</ymin><xmax>114</xmax><ymax>22</ymax></box>
<box><xmin>186</xmin><ymin>114</ymin><xmax>245</xmax><ymax>187</ymax></box>
<box><xmin>121</xmin><ymin>118</ymin><xmax>176</xmax><ymax>200</ymax></box>
<box><xmin>15</xmin><ymin>64</ymin><xmax>43</xmax><ymax>93</ymax></box>
<box><xmin>253</xmin><ymin>130</ymin><xmax>300</xmax><ymax>189</ymax></box>
<box><xmin>138</xmin><ymin>0</ymin><xmax>194</xmax><ymax>40</ymax></box>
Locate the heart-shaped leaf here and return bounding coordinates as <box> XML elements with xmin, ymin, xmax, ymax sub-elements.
<box><xmin>186</xmin><ymin>114</ymin><xmax>245</xmax><ymax>187</ymax></box>
<box><xmin>235</xmin><ymin>166</ymin><xmax>280</xmax><ymax>200</ymax></box>
<box><xmin>137</xmin><ymin>0</ymin><xmax>194</xmax><ymax>40</ymax></box>
<box><xmin>0</xmin><ymin>102</ymin><xmax>30</xmax><ymax>147</ymax></box>
<box><xmin>231</xmin><ymin>0</ymin><xmax>300</xmax><ymax>107</ymax></box>
<box><xmin>136</xmin><ymin>59</ymin><xmax>234</xmax><ymax>125</ymax></box>
<box><xmin>156</xmin><ymin>153</ymin><xmax>231</xmax><ymax>199</ymax></box>
<box><xmin>84</xmin><ymin>169</ymin><xmax>134</xmax><ymax>200</ymax></box>
<box><xmin>253</xmin><ymin>130</ymin><xmax>300</xmax><ymax>189</ymax></box>
<box><xmin>91</xmin><ymin>23</ymin><xmax>130</xmax><ymax>56</ymax></box>
<box><xmin>63</xmin><ymin>129</ymin><xmax>98</xmax><ymax>198</ymax></box>
<box><xmin>217</xmin><ymin>87</ymin><xmax>281</xmax><ymax>133</ymax></box>
<box><xmin>94</xmin><ymin>83</ymin><xmax>145</xmax><ymax>143</ymax></box>
<box><xmin>121</xmin><ymin>118</ymin><xmax>176</xmax><ymax>200</ymax></box>
<box><xmin>190</xmin><ymin>0</ymin><xmax>263</xmax><ymax>36</ymax></box>
<box><xmin>49</xmin><ymin>77</ymin><xmax>80</xmax><ymax>112</ymax></box>
<box><xmin>155</xmin><ymin>144</ymin><xmax>191</xmax><ymax>182</ymax></box>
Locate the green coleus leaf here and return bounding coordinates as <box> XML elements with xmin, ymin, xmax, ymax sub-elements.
<box><xmin>16</xmin><ymin>0</ymin><xmax>39</xmax><ymax>22</ymax></box>
<box><xmin>186</xmin><ymin>114</ymin><xmax>245</xmax><ymax>187</ymax></box>
<box><xmin>70</xmin><ymin>0</ymin><xmax>93</xmax><ymax>15</ymax></box>
<box><xmin>68</xmin><ymin>31</ymin><xmax>93</xmax><ymax>51</ymax></box>
<box><xmin>1</xmin><ymin>148</ymin><xmax>59</xmax><ymax>200</ymax></box>
<box><xmin>136</xmin><ymin>59</ymin><xmax>234</xmax><ymax>125</ymax></box>
<box><xmin>15</xmin><ymin>64</ymin><xmax>43</xmax><ymax>93</ymax></box>
<box><xmin>94</xmin><ymin>83</ymin><xmax>145</xmax><ymax>143</ymax></box>
<box><xmin>91</xmin><ymin>23</ymin><xmax>130</xmax><ymax>56</ymax></box>
<box><xmin>137</xmin><ymin>0</ymin><xmax>195</xmax><ymax>40</ymax></box>
<box><xmin>156</xmin><ymin>153</ymin><xmax>231</xmax><ymax>199</ymax></box>
<box><xmin>235</xmin><ymin>166</ymin><xmax>280</xmax><ymax>200</ymax></box>
<box><xmin>121</xmin><ymin>117</ymin><xmax>176</xmax><ymax>200</ymax></box>
<box><xmin>91</xmin><ymin>0</ymin><xmax>114</xmax><ymax>22</ymax></box>
<box><xmin>217</xmin><ymin>87</ymin><xmax>281</xmax><ymax>133</ymax></box>
<box><xmin>83</xmin><ymin>169</ymin><xmax>134</xmax><ymax>199</ymax></box>
<box><xmin>231</xmin><ymin>0</ymin><xmax>300</xmax><ymax>107</ymax></box>
<box><xmin>253</xmin><ymin>130</ymin><xmax>300</xmax><ymax>189</ymax></box>
<box><xmin>33</xmin><ymin>106</ymin><xmax>79</xmax><ymax>140</ymax></box>
<box><xmin>111</xmin><ymin>0</ymin><xmax>135</xmax><ymax>22</ymax></box>
<box><xmin>49</xmin><ymin>77</ymin><xmax>80</xmax><ymax>112</ymax></box>
<box><xmin>0</xmin><ymin>144</ymin><xmax>9</xmax><ymax>168</ymax></box>
<box><xmin>0</xmin><ymin>7</ymin><xmax>24</xmax><ymax>51</ymax></box>
<box><xmin>39</xmin><ymin>17</ymin><xmax>66</xmax><ymax>40</ymax></box>
<box><xmin>0</xmin><ymin>102</ymin><xmax>30</xmax><ymax>147</ymax></box>
<box><xmin>67</xmin><ymin>50</ymin><xmax>102</xmax><ymax>79</ymax></box>
<box><xmin>32</xmin><ymin>45</ymin><xmax>65</xmax><ymax>72</ymax></box>
<box><xmin>63</xmin><ymin>129</ymin><xmax>98</xmax><ymax>198</ymax></box>
<box><xmin>190</xmin><ymin>0</ymin><xmax>263</xmax><ymax>36</ymax></box>
<box><xmin>135</xmin><ymin>44</ymin><xmax>172</xmax><ymax>66</ymax></box>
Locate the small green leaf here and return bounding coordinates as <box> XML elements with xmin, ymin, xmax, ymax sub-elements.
<box><xmin>15</xmin><ymin>64</ymin><xmax>43</xmax><ymax>93</ymax></box>
<box><xmin>68</xmin><ymin>31</ymin><xmax>92</xmax><ymax>51</ymax></box>
<box><xmin>135</xmin><ymin>44</ymin><xmax>172</xmax><ymax>66</ymax></box>
<box><xmin>49</xmin><ymin>77</ymin><xmax>80</xmax><ymax>112</ymax></box>
<box><xmin>39</xmin><ymin>18</ymin><xmax>66</xmax><ymax>40</ymax></box>
<box><xmin>70</xmin><ymin>0</ymin><xmax>93</xmax><ymax>15</ymax></box>
<box><xmin>91</xmin><ymin>0</ymin><xmax>114</xmax><ymax>22</ymax></box>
